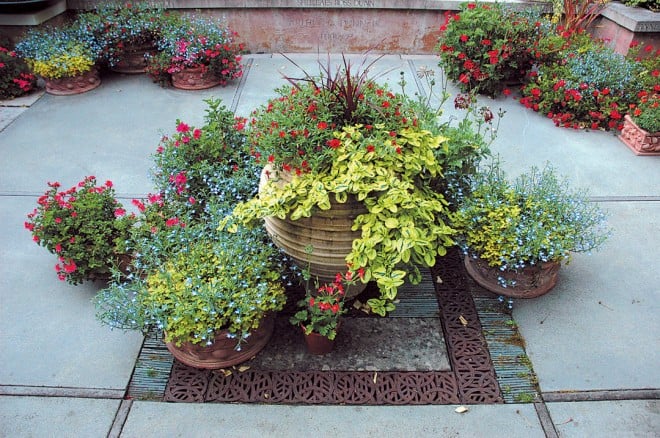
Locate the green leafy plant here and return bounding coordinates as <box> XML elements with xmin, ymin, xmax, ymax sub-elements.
<box><xmin>147</xmin><ymin>15</ymin><xmax>244</xmax><ymax>86</ymax></box>
<box><xmin>25</xmin><ymin>176</ymin><xmax>136</xmax><ymax>285</ymax></box>
<box><xmin>16</xmin><ymin>24</ymin><xmax>101</xmax><ymax>79</ymax></box>
<box><xmin>519</xmin><ymin>40</ymin><xmax>653</xmax><ymax>130</ymax></box>
<box><xmin>94</xmin><ymin>226</ymin><xmax>286</xmax><ymax>347</ymax></box>
<box><xmin>290</xmin><ymin>275</ymin><xmax>349</xmax><ymax>340</ymax></box>
<box><xmin>75</xmin><ymin>1</ymin><xmax>166</xmax><ymax>68</ymax></box>
<box><xmin>451</xmin><ymin>162</ymin><xmax>610</xmax><ymax>288</ymax></box>
<box><xmin>150</xmin><ymin>98</ymin><xmax>255</xmax><ymax>220</ymax></box>
<box><xmin>629</xmin><ymin>92</ymin><xmax>660</xmax><ymax>132</ymax></box>
<box><xmin>0</xmin><ymin>43</ymin><xmax>36</xmax><ymax>99</ymax></box>
<box><xmin>436</xmin><ymin>2</ymin><xmax>546</xmax><ymax>96</ymax></box>
<box><xmin>622</xmin><ymin>0</ymin><xmax>659</xmax><ymax>11</ymax></box>
<box><xmin>225</xmin><ymin>124</ymin><xmax>455</xmax><ymax>316</ymax></box>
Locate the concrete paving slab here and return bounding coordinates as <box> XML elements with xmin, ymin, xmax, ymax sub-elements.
<box><xmin>0</xmin><ymin>196</ymin><xmax>143</xmax><ymax>389</ymax></box>
<box><xmin>547</xmin><ymin>400</ymin><xmax>659</xmax><ymax>437</ymax></box>
<box><xmin>0</xmin><ymin>72</ymin><xmax>240</xmax><ymax>196</ymax></box>
<box><xmin>121</xmin><ymin>401</ymin><xmax>545</xmax><ymax>438</ymax></box>
<box><xmin>487</xmin><ymin>93</ymin><xmax>660</xmax><ymax>198</ymax></box>
<box><xmin>0</xmin><ymin>395</ymin><xmax>120</xmax><ymax>438</ymax></box>
<box><xmin>513</xmin><ymin>201</ymin><xmax>660</xmax><ymax>392</ymax></box>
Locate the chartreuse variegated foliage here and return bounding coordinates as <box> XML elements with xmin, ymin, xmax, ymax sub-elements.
<box><xmin>224</xmin><ymin>124</ymin><xmax>456</xmax><ymax>316</ymax></box>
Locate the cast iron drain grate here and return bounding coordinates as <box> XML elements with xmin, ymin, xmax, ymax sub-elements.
<box><xmin>159</xmin><ymin>248</ymin><xmax>504</xmax><ymax>405</ymax></box>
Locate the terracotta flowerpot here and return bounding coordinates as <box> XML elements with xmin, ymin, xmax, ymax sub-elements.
<box><xmin>171</xmin><ymin>66</ymin><xmax>221</xmax><ymax>90</ymax></box>
<box><xmin>111</xmin><ymin>43</ymin><xmax>155</xmax><ymax>74</ymax></box>
<box><xmin>464</xmin><ymin>255</ymin><xmax>560</xmax><ymax>299</ymax></box>
<box><xmin>303</xmin><ymin>328</ymin><xmax>337</xmax><ymax>355</ymax></box>
<box><xmin>618</xmin><ymin>114</ymin><xmax>660</xmax><ymax>156</ymax></box>
<box><xmin>166</xmin><ymin>313</ymin><xmax>275</xmax><ymax>369</ymax></box>
<box><xmin>45</xmin><ymin>68</ymin><xmax>101</xmax><ymax>95</ymax></box>
<box><xmin>259</xmin><ymin>166</ymin><xmax>368</xmax><ymax>298</ymax></box>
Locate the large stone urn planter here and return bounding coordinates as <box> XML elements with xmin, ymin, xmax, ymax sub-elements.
<box><xmin>166</xmin><ymin>313</ymin><xmax>275</xmax><ymax>369</ymax></box>
<box><xmin>464</xmin><ymin>255</ymin><xmax>561</xmax><ymax>299</ymax></box>
<box><xmin>44</xmin><ymin>68</ymin><xmax>101</xmax><ymax>95</ymax></box>
<box><xmin>618</xmin><ymin>114</ymin><xmax>660</xmax><ymax>156</ymax></box>
<box><xmin>260</xmin><ymin>167</ymin><xmax>368</xmax><ymax>297</ymax></box>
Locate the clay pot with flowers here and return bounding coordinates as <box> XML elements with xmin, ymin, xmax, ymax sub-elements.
<box><xmin>24</xmin><ymin>176</ymin><xmax>136</xmax><ymax>285</ymax></box>
<box><xmin>290</xmin><ymin>275</ymin><xmax>349</xmax><ymax>355</ymax></box>
<box><xmin>619</xmin><ymin>92</ymin><xmax>660</xmax><ymax>156</ymax></box>
<box><xmin>146</xmin><ymin>15</ymin><xmax>243</xmax><ymax>89</ymax></box>
<box><xmin>451</xmin><ymin>162</ymin><xmax>610</xmax><ymax>300</ymax></box>
<box><xmin>76</xmin><ymin>2</ymin><xmax>165</xmax><ymax>74</ymax></box>
<box><xmin>16</xmin><ymin>24</ymin><xmax>102</xmax><ymax>95</ymax></box>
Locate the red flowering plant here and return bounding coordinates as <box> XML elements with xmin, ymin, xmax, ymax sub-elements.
<box><xmin>75</xmin><ymin>2</ymin><xmax>166</xmax><ymax>69</ymax></box>
<box><xmin>0</xmin><ymin>42</ymin><xmax>37</xmax><ymax>99</ymax></box>
<box><xmin>626</xmin><ymin>42</ymin><xmax>660</xmax><ymax>133</ymax></box>
<box><xmin>290</xmin><ymin>273</ymin><xmax>352</xmax><ymax>340</ymax></box>
<box><xmin>146</xmin><ymin>15</ymin><xmax>243</xmax><ymax>87</ymax></box>
<box><xmin>25</xmin><ymin>176</ymin><xmax>136</xmax><ymax>285</ymax></box>
<box><xmin>436</xmin><ymin>2</ymin><xmax>547</xmax><ymax>96</ymax></box>
<box><xmin>129</xmin><ymin>99</ymin><xmax>257</xmax><ymax>273</ymax></box>
<box><xmin>237</xmin><ymin>55</ymin><xmax>421</xmax><ymax>174</ymax></box>
<box><xmin>519</xmin><ymin>38</ymin><xmax>657</xmax><ymax>131</ymax></box>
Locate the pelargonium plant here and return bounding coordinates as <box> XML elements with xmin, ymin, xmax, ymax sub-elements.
<box><xmin>0</xmin><ymin>44</ymin><xmax>36</xmax><ymax>99</ymax></box>
<box><xmin>151</xmin><ymin>98</ymin><xmax>255</xmax><ymax>220</ymax></box>
<box><xmin>519</xmin><ymin>40</ymin><xmax>652</xmax><ymax>130</ymax></box>
<box><xmin>15</xmin><ymin>24</ymin><xmax>101</xmax><ymax>79</ymax></box>
<box><xmin>25</xmin><ymin>176</ymin><xmax>136</xmax><ymax>285</ymax></box>
<box><xmin>629</xmin><ymin>92</ymin><xmax>660</xmax><ymax>133</ymax></box>
<box><xmin>436</xmin><ymin>2</ymin><xmax>546</xmax><ymax>96</ymax></box>
<box><xmin>148</xmin><ymin>15</ymin><xmax>243</xmax><ymax>86</ymax></box>
<box><xmin>237</xmin><ymin>56</ymin><xmax>422</xmax><ymax>174</ymax></box>
<box><xmin>451</xmin><ymin>162</ymin><xmax>610</xmax><ymax>288</ymax></box>
<box><xmin>290</xmin><ymin>274</ymin><xmax>350</xmax><ymax>340</ymax></box>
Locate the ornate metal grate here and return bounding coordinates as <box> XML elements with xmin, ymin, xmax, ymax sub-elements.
<box><xmin>162</xmin><ymin>248</ymin><xmax>504</xmax><ymax>405</ymax></box>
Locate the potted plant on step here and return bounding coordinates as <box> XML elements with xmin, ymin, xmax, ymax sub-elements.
<box><xmin>76</xmin><ymin>2</ymin><xmax>166</xmax><ymax>74</ymax></box>
<box><xmin>24</xmin><ymin>176</ymin><xmax>136</xmax><ymax>285</ymax></box>
<box><xmin>451</xmin><ymin>162</ymin><xmax>610</xmax><ymax>299</ymax></box>
<box><xmin>95</xmin><ymin>223</ymin><xmax>287</xmax><ymax>369</ymax></box>
<box><xmin>147</xmin><ymin>15</ymin><xmax>243</xmax><ymax>89</ymax></box>
<box><xmin>290</xmin><ymin>274</ymin><xmax>350</xmax><ymax>355</ymax></box>
<box><xmin>15</xmin><ymin>24</ymin><xmax>102</xmax><ymax>95</ymax></box>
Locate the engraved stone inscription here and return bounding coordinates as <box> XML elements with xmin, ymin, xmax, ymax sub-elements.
<box><xmin>296</xmin><ymin>0</ymin><xmax>377</xmax><ymax>7</ymax></box>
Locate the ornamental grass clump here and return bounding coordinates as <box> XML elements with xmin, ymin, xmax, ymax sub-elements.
<box><xmin>16</xmin><ymin>24</ymin><xmax>101</xmax><ymax>79</ymax></box>
<box><xmin>451</xmin><ymin>163</ymin><xmax>610</xmax><ymax>288</ymax></box>
<box><xmin>95</xmin><ymin>225</ymin><xmax>287</xmax><ymax>347</ymax></box>
<box><xmin>24</xmin><ymin>176</ymin><xmax>136</xmax><ymax>285</ymax></box>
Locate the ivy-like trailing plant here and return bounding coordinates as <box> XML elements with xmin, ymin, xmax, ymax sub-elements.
<box><xmin>451</xmin><ymin>162</ymin><xmax>610</xmax><ymax>288</ymax></box>
<box><xmin>224</xmin><ymin>124</ymin><xmax>455</xmax><ymax>316</ymax></box>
